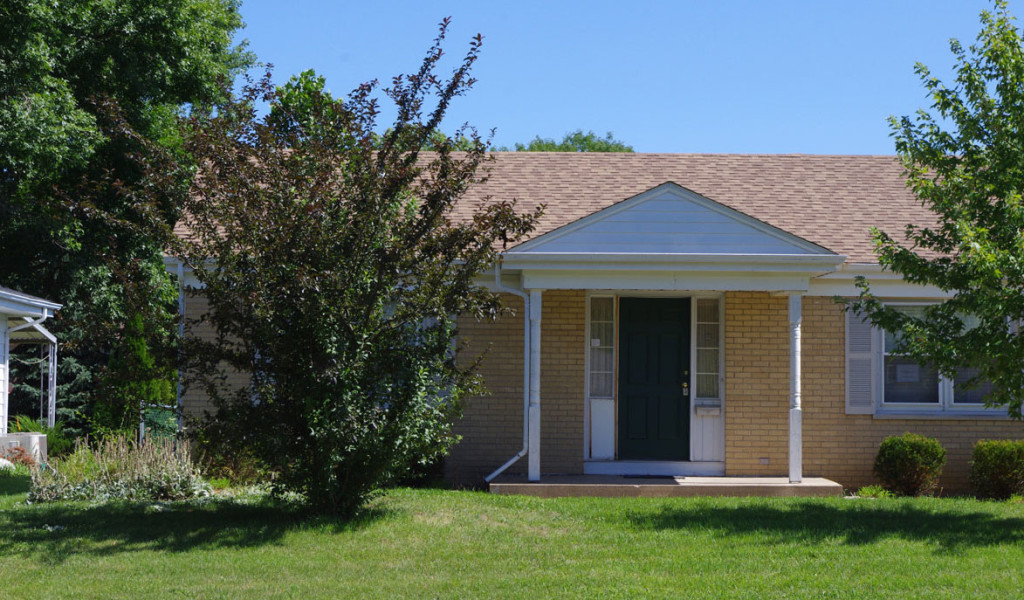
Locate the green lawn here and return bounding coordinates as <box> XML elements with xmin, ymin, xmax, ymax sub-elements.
<box><xmin>1</xmin><ymin>476</ymin><xmax>1022</xmax><ymax>599</ymax></box>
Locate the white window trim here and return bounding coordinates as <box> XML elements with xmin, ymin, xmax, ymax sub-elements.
<box><xmin>873</xmin><ymin>302</ymin><xmax>1006</xmax><ymax>418</ymax></box>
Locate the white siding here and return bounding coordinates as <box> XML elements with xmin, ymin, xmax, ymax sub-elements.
<box><xmin>515</xmin><ymin>188</ymin><xmax>821</xmax><ymax>256</ymax></box>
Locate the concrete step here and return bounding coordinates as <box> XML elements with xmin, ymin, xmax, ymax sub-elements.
<box><xmin>490</xmin><ymin>475</ymin><xmax>843</xmax><ymax>498</ymax></box>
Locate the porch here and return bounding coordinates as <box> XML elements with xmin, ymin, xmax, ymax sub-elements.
<box><xmin>489</xmin><ymin>474</ymin><xmax>844</xmax><ymax>498</ymax></box>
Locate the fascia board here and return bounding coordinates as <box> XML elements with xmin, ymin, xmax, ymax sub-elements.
<box><xmin>0</xmin><ymin>296</ymin><xmax>59</xmax><ymax>317</ymax></box>
<box><xmin>520</xmin><ymin>269</ymin><xmax>815</xmax><ymax>292</ymax></box>
<box><xmin>500</xmin><ymin>252</ymin><xmax>846</xmax><ymax>273</ymax></box>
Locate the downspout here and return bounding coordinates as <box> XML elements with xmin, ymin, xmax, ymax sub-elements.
<box><xmin>484</xmin><ymin>261</ymin><xmax>531</xmax><ymax>483</ymax></box>
<box><xmin>8</xmin><ymin>310</ymin><xmax>50</xmax><ymax>334</ymax></box>
<box><xmin>176</xmin><ymin>259</ymin><xmax>185</xmax><ymax>431</ymax></box>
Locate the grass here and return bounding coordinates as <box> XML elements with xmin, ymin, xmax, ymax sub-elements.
<box><xmin>0</xmin><ymin>476</ymin><xmax>1022</xmax><ymax>599</ymax></box>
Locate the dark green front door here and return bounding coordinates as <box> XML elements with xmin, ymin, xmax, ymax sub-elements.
<box><xmin>618</xmin><ymin>297</ymin><xmax>690</xmax><ymax>461</ymax></box>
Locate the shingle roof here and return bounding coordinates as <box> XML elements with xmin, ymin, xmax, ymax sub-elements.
<box><xmin>452</xmin><ymin>153</ymin><xmax>929</xmax><ymax>263</ymax></box>
<box><xmin>174</xmin><ymin>152</ymin><xmax>929</xmax><ymax>265</ymax></box>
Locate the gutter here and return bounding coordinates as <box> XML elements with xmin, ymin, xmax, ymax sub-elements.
<box><xmin>483</xmin><ymin>261</ymin><xmax>531</xmax><ymax>483</ymax></box>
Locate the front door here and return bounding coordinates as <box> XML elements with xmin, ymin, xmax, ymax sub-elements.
<box><xmin>617</xmin><ymin>297</ymin><xmax>690</xmax><ymax>460</ymax></box>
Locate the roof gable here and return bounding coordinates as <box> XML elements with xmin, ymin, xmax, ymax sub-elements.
<box><xmin>508</xmin><ymin>182</ymin><xmax>836</xmax><ymax>257</ymax></box>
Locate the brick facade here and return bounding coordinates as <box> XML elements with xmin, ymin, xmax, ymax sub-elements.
<box><xmin>181</xmin><ymin>286</ymin><xmax>1024</xmax><ymax>493</ymax></box>
<box><xmin>446</xmin><ymin>290</ymin><xmax>586</xmax><ymax>486</ymax></box>
<box><xmin>447</xmin><ymin>290</ymin><xmax>1024</xmax><ymax>492</ymax></box>
<box><xmin>800</xmin><ymin>296</ymin><xmax>1024</xmax><ymax>492</ymax></box>
<box><xmin>723</xmin><ymin>292</ymin><xmax>790</xmax><ymax>476</ymax></box>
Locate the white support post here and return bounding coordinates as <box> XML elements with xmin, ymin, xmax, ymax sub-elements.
<box><xmin>47</xmin><ymin>343</ymin><xmax>57</xmax><ymax>428</ymax></box>
<box><xmin>788</xmin><ymin>294</ymin><xmax>803</xmax><ymax>483</ymax></box>
<box><xmin>1</xmin><ymin>316</ymin><xmax>8</xmax><ymax>436</ymax></box>
<box><xmin>527</xmin><ymin>289</ymin><xmax>543</xmax><ymax>482</ymax></box>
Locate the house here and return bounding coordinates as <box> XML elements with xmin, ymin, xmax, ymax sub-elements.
<box><xmin>0</xmin><ymin>285</ymin><xmax>61</xmax><ymax>461</ymax></box>
<box><xmin>173</xmin><ymin>153</ymin><xmax>1024</xmax><ymax>493</ymax></box>
<box><xmin>439</xmin><ymin>153</ymin><xmax>1024</xmax><ymax>493</ymax></box>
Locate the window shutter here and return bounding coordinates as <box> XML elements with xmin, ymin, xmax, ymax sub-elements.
<box><xmin>845</xmin><ymin>309</ymin><xmax>876</xmax><ymax>414</ymax></box>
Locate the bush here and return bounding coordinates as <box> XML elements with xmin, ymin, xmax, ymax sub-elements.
<box><xmin>0</xmin><ymin>460</ymin><xmax>32</xmax><ymax>478</ymax></box>
<box><xmin>9</xmin><ymin>414</ymin><xmax>73</xmax><ymax>457</ymax></box>
<box><xmin>857</xmin><ymin>484</ymin><xmax>894</xmax><ymax>499</ymax></box>
<box><xmin>873</xmin><ymin>432</ymin><xmax>946</xmax><ymax>496</ymax></box>
<box><xmin>29</xmin><ymin>435</ymin><xmax>210</xmax><ymax>502</ymax></box>
<box><xmin>190</xmin><ymin>418</ymin><xmax>272</xmax><ymax>485</ymax></box>
<box><xmin>1</xmin><ymin>445</ymin><xmax>36</xmax><ymax>468</ymax></box>
<box><xmin>970</xmin><ymin>439</ymin><xmax>1024</xmax><ymax>499</ymax></box>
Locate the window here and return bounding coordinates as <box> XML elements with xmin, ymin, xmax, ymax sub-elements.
<box><xmin>882</xmin><ymin>306</ymin><xmax>941</xmax><ymax>405</ymax></box>
<box><xmin>588</xmin><ymin>297</ymin><xmax>615</xmax><ymax>398</ymax></box>
<box><xmin>695</xmin><ymin>298</ymin><xmax>721</xmax><ymax>400</ymax></box>
<box><xmin>846</xmin><ymin>304</ymin><xmax>1000</xmax><ymax>416</ymax></box>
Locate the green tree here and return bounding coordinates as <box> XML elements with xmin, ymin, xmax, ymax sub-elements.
<box><xmin>852</xmin><ymin>0</ymin><xmax>1024</xmax><ymax>418</ymax></box>
<box><xmin>175</xmin><ymin>21</ymin><xmax>542</xmax><ymax>514</ymax></box>
<box><xmin>502</xmin><ymin>129</ymin><xmax>633</xmax><ymax>152</ymax></box>
<box><xmin>0</xmin><ymin>0</ymin><xmax>252</xmax><ymax>434</ymax></box>
<box><xmin>97</xmin><ymin>313</ymin><xmax>176</xmax><ymax>436</ymax></box>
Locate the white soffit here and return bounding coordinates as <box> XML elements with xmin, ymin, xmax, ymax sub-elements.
<box><xmin>508</xmin><ymin>182</ymin><xmax>838</xmax><ymax>258</ymax></box>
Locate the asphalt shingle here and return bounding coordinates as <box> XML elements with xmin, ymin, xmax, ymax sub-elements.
<box><xmin>452</xmin><ymin>153</ymin><xmax>930</xmax><ymax>263</ymax></box>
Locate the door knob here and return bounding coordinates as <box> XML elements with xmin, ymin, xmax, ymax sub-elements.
<box><xmin>682</xmin><ymin>382</ymin><xmax>689</xmax><ymax>397</ymax></box>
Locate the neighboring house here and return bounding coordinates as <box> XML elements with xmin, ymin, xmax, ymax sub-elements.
<box><xmin>0</xmin><ymin>285</ymin><xmax>60</xmax><ymax>461</ymax></box>
<box><xmin>171</xmin><ymin>153</ymin><xmax>1024</xmax><ymax>492</ymax></box>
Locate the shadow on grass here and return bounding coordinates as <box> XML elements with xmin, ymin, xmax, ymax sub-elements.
<box><xmin>0</xmin><ymin>474</ymin><xmax>31</xmax><ymax>496</ymax></box>
<box><xmin>0</xmin><ymin>494</ymin><xmax>393</xmax><ymax>565</ymax></box>
<box><xmin>627</xmin><ymin>499</ymin><xmax>1024</xmax><ymax>552</ymax></box>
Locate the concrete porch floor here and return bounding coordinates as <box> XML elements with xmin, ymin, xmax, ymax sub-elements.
<box><xmin>489</xmin><ymin>475</ymin><xmax>844</xmax><ymax>498</ymax></box>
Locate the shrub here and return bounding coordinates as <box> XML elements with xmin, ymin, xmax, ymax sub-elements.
<box><xmin>857</xmin><ymin>484</ymin><xmax>894</xmax><ymax>499</ymax></box>
<box><xmin>190</xmin><ymin>418</ymin><xmax>272</xmax><ymax>485</ymax></box>
<box><xmin>9</xmin><ymin>414</ymin><xmax>73</xmax><ymax>457</ymax></box>
<box><xmin>970</xmin><ymin>439</ymin><xmax>1024</xmax><ymax>499</ymax></box>
<box><xmin>1</xmin><ymin>445</ymin><xmax>36</xmax><ymax>468</ymax></box>
<box><xmin>873</xmin><ymin>432</ymin><xmax>946</xmax><ymax>496</ymax></box>
<box><xmin>0</xmin><ymin>460</ymin><xmax>32</xmax><ymax>478</ymax></box>
<box><xmin>29</xmin><ymin>435</ymin><xmax>210</xmax><ymax>502</ymax></box>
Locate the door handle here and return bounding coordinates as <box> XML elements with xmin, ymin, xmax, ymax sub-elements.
<box><xmin>682</xmin><ymin>382</ymin><xmax>689</xmax><ymax>397</ymax></box>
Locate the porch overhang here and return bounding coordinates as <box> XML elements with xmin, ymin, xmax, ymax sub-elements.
<box><xmin>497</xmin><ymin>252</ymin><xmax>846</xmax><ymax>292</ymax></box>
<box><xmin>1</xmin><ymin>286</ymin><xmax>62</xmax><ymax>436</ymax></box>
<box><xmin>0</xmin><ymin>288</ymin><xmax>61</xmax><ymax>319</ymax></box>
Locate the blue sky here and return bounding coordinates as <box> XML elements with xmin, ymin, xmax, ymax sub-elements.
<box><xmin>237</xmin><ymin>0</ymin><xmax>996</xmax><ymax>154</ymax></box>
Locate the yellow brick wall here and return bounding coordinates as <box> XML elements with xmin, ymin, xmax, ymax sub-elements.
<box><xmin>802</xmin><ymin>296</ymin><xmax>1024</xmax><ymax>492</ymax></box>
<box><xmin>445</xmin><ymin>290</ymin><xmax>586</xmax><ymax>485</ymax></box>
<box><xmin>182</xmin><ymin>286</ymin><xmax>1024</xmax><ymax>493</ymax></box>
<box><xmin>445</xmin><ymin>294</ymin><xmax>528</xmax><ymax>484</ymax></box>
<box><xmin>179</xmin><ymin>293</ymin><xmax>249</xmax><ymax>421</ymax></box>
<box><xmin>723</xmin><ymin>292</ymin><xmax>1024</xmax><ymax>491</ymax></box>
<box><xmin>723</xmin><ymin>292</ymin><xmax>791</xmax><ymax>475</ymax></box>
<box><xmin>180</xmin><ymin>293</ymin><xmax>215</xmax><ymax>419</ymax></box>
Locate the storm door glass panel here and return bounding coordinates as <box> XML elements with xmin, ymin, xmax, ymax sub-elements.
<box><xmin>883</xmin><ymin>306</ymin><xmax>939</xmax><ymax>404</ymax></box>
<box><xmin>589</xmin><ymin>297</ymin><xmax>615</xmax><ymax>398</ymax></box>
<box><xmin>695</xmin><ymin>298</ymin><xmax>720</xmax><ymax>399</ymax></box>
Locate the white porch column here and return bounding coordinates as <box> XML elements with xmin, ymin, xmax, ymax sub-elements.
<box><xmin>788</xmin><ymin>294</ymin><xmax>803</xmax><ymax>483</ymax></box>
<box><xmin>1</xmin><ymin>315</ymin><xmax>8</xmax><ymax>436</ymax></box>
<box><xmin>527</xmin><ymin>289</ymin><xmax>543</xmax><ymax>482</ymax></box>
